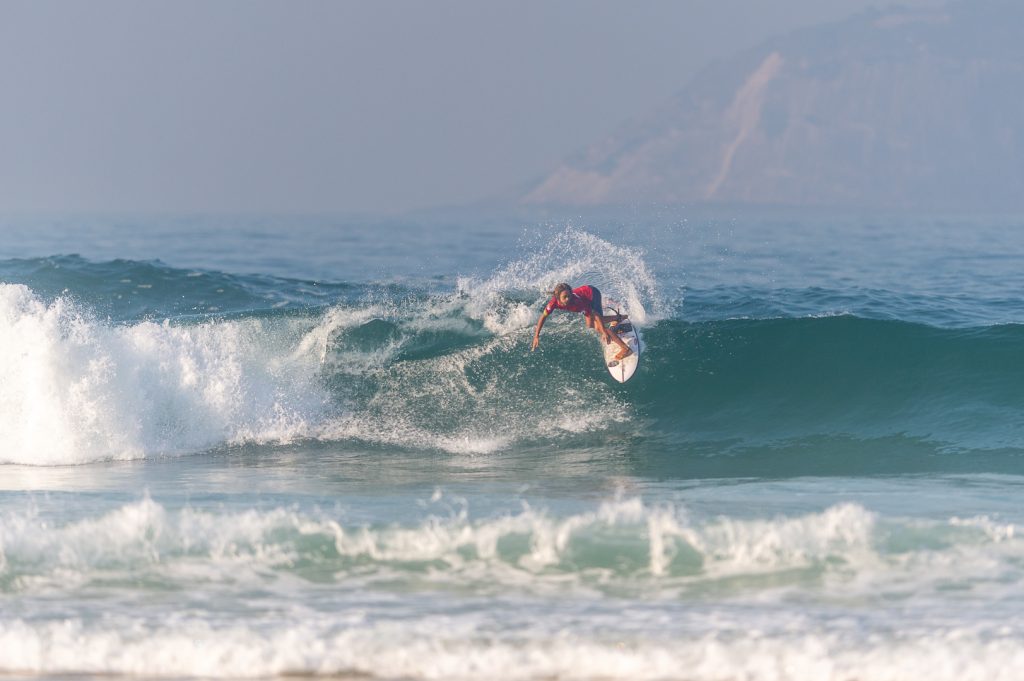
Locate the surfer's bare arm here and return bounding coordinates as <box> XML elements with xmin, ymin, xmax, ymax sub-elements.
<box><xmin>531</xmin><ymin>311</ymin><xmax>549</xmax><ymax>351</ymax></box>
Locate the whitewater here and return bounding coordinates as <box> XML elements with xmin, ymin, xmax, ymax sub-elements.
<box><xmin>3</xmin><ymin>211</ymin><xmax>1024</xmax><ymax>680</ymax></box>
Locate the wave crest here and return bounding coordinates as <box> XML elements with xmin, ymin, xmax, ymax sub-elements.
<box><xmin>0</xmin><ymin>284</ymin><xmax>329</xmax><ymax>464</ymax></box>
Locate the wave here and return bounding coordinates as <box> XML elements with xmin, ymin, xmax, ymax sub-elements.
<box><xmin>0</xmin><ymin>232</ymin><xmax>664</xmax><ymax>464</ymax></box>
<box><xmin>3</xmin><ymin>496</ymin><xmax>1021</xmax><ymax>596</ymax></box>
<box><xmin>4</xmin><ymin>230</ymin><xmax>1024</xmax><ymax>469</ymax></box>
<box><xmin>640</xmin><ymin>315</ymin><xmax>1024</xmax><ymax>449</ymax></box>
<box><xmin>680</xmin><ymin>283</ymin><xmax>1024</xmax><ymax>328</ymax></box>
<box><xmin>3</xmin><ymin>496</ymin><xmax>1024</xmax><ymax>679</ymax></box>
<box><xmin>5</xmin><ymin>278</ymin><xmax>1024</xmax><ymax>467</ymax></box>
<box><xmin>0</xmin><ymin>253</ymin><xmax>362</xmax><ymax>321</ymax></box>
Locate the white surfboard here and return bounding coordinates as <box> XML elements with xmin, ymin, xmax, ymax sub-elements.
<box><xmin>603</xmin><ymin>319</ymin><xmax>642</xmax><ymax>383</ymax></box>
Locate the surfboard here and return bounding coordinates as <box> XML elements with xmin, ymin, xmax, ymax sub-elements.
<box><xmin>603</xmin><ymin>319</ymin><xmax>642</xmax><ymax>383</ymax></box>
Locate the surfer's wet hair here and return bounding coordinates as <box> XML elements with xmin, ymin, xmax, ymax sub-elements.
<box><xmin>552</xmin><ymin>283</ymin><xmax>572</xmax><ymax>297</ymax></box>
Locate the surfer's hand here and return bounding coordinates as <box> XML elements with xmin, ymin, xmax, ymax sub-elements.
<box><xmin>531</xmin><ymin>335</ymin><xmax>539</xmax><ymax>351</ymax></box>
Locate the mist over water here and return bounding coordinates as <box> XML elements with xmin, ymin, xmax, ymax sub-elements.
<box><xmin>4</xmin><ymin>212</ymin><xmax>1024</xmax><ymax>680</ymax></box>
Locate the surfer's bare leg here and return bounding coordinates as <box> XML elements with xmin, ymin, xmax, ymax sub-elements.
<box><xmin>593</xmin><ymin>315</ymin><xmax>631</xmax><ymax>358</ymax></box>
<box><xmin>586</xmin><ymin>312</ymin><xmax>606</xmax><ymax>341</ymax></box>
<box><xmin>613</xmin><ymin>345</ymin><xmax>632</xmax><ymax>360</ymax></box>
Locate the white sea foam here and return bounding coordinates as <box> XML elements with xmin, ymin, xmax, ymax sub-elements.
<box><xmin>4</xmin><ymin>605</ymin><xmax>1024</xmax><ymax>680</ymax></box>
<box><xmin>950</xmin><ymin>514</ymin><xmax>1018</xmax><ymax>542</ymax></box>
<box><xmin>0</xmin><ymin>284</ymin><xmax>330</xmax><ymax>465</ymax></box>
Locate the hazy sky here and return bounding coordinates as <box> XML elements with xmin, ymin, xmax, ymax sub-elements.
<box><xmin>0</xmin><ymin>0</ymin><xmax>944</xmax><ymax>214</ymax></box>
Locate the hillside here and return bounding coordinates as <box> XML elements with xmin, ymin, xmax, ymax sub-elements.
<box><xmin>523</xmin><ymin>1</ymin><xmax>1024</xmax><ymax>209</ymax></box>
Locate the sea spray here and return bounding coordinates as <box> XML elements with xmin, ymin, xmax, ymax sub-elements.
<box><xmin>457</xmin><ymin>227</ymin><xmax>668</xmax><ymax>326</ymax></box>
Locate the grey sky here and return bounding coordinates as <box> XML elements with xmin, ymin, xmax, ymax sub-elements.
<box><xmin>0</xmin><ymin>0</ymin><xmax>943</xmax><ymax>214</ymax></box>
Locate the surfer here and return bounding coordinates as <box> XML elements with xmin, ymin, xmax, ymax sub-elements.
<box><xmin>531</xmin><ymin>283</ymin><xmax>632</xmax><ymax>360</ymax></box>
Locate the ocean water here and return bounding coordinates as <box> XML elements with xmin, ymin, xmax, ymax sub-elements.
<box><xmin>3</xmin><ymin>209</ymin><xmax>1024</xmax><ymax>680</ymax></box>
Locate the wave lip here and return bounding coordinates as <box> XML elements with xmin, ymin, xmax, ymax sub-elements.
<box><xmin>0</xmin><ymin>284</ymin><xmax>330</xmax><ymax>465</ymax></box>
<box><xmin>0</xmin><ymin>254</ymin><xmax>361</xmax><ymax>321</ymax></box>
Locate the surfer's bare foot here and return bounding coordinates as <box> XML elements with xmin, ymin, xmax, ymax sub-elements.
<box><xmin>614</xmin><ymin>347</ymin><xmax>632</xmax><ymax>361</ymax></box>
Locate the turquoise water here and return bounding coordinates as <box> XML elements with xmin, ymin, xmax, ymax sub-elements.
<box><xmin>3</xmin><ymin>210</ymin><xmax>1024</xmax><ymax>680</ymax></box>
